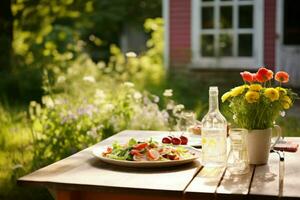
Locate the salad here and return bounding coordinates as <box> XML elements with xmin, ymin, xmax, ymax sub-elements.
<box><xmin>101</xmin><ymin>138</ymin><xmax>196</xmax><ymax>161</ymax></box>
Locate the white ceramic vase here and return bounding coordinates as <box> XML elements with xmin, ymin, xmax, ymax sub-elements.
<box><xmin>246</xmin><ymin>125</ymin><xmax>281</xmax><ymax>165</ymax></box>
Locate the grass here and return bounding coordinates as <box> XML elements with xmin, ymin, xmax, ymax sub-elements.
<box><xmin>0</xmin><ymin>104</ymin><xmax>52</xmax><ymax>200</ymax></box>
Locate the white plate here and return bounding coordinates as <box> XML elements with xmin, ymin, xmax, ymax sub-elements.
<box><xmin>92</xmin><ymin>146</ymin><xmax>201</xmax><ymax>168</ymax></box>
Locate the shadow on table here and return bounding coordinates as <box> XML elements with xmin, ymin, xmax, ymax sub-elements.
<box><xmin>250</xmin><ymin>165</ymin><xmax>277</xmax><ymax>191</ymax></box>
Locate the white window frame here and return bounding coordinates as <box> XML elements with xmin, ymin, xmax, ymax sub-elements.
<box><xmin>191</xmin><ymin>0</ymin><xmax>264</xmax><ymax>69</ymax></box>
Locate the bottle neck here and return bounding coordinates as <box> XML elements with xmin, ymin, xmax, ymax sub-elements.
<box><xmin>209</xmin><ymin>94</ymin><xmax>219</xmax><ymax>112</ymax></box>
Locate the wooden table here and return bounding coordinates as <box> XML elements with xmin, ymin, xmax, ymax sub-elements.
<box><xmin>18</xmin><ymin>130</ymin><xmax>300</xmax><ymax>200</ymax></box>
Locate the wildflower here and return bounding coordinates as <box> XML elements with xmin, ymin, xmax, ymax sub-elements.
<box><xmin>42</xmin><ymin>96</ymin><xmax>54</xmax><ymax>108</ymax></box>
<box><xmin>54</xmin><ymin>98</ymin><xmax>66</xmax><ymax>105</ymax></box>
<box><xmin>281</xmin><ymin>96</ymin><xmax>292</xmax><ymax>109</ymax></box>
<box><xmin>153</xmin><ymin>95</ymin><xmax>160</xmax><ymax>103</ymax></box>
<box><xmin>245</xmin><ymin>91</ymin><xmax>260</xmax><ymax>103</ymax></box>
<box><xmin>104</xmin><ymin>103</ymin><xmax>115</xmax><ymax>111</ymax></box>
<box><xmin>124</xmin><ymin>82</ymin><xmax>135</xmax><ymax>87</ymax></box>
<box><xmin>174</xmin><ymin>104</ymin><xmax>185</xmax><ymax>112</ymax></box>
<box><xmin>77</xmin><ymin>104</ymin><xmax>95</xmax><ymax>117</ymax></box>
<box><xmin>231</xmin><ymin>86</ymin><xmax>245</xmax><ymax>97</ymax></box>
<box><xmin>87</xmin><ymin>127</ymin><xmax>98</xmax><ymax>139</ymax></box>
<box><xmin>161</xmin><ymin>110</ymin><xmax>169</xmax><ymax>121</ymax></box>
<box><xmin>255</xmin><ymin>67</ymin><xmax>273</xmax><ymax>82</ymax></box>
<box><xmin>166</xmin><ymin>102</ymin><xmax>174</xmax><ymax>110</ymax></box>
<box><xmin>163</xmin><ymin>89</ymin><xmax>173</xmax><ymax>97</ymax></box>
<box><xmin>57</xmin><ymin>76</ymin><xmax>66</xmax><ymax>83</ymax></box>
<box><xmin>125</xmin><ymin>51</ymin><xmax>137</xmax><ymax>58</ymax></box>
<box><xmin>264</xmin><ymin>88</ymin><xmax>280</xmax><ymax>102</ymax></box>
<box><xmin>221</xmin><ymin>92</ymin><xmax>231</xmax><ymax>102</ymax></box>
<box><xmin>30</xmin><ymin>101</ymin><xmax>37</xmax><ymax>107</ymax></box>
<box><xmin>97</xmin><ymin>61</ymin><xmax>106</xmax><ymax>69</ymax></box>
<box><xmin>249</xmin><ymin>84</ymin><xmax>262</xmax><ymax>91</ymax></box>
<box><xmin>95</xmin><ymin>89</ymin><xmax>106</xmax><ymax>99</ymax></box>
<box><xmin>83</xmin><ymin>76</ymin><xmax>96</xmax><ymax>83</ymax></box>
<box><xmin>240</xmin><ymin>71</ymin><xmax>254</xmax><ymax>83</ymax></box>
<box><xmin>133</xmin><ymin>92</ymin><xmax>142</xmax><ymax>100</ymax></box>
<box><xmin>61</xmin><ymin>112</ymin><xmax>77</xmax><ymax>124</ymax></box>
<box><xmin>275</xmin><ymin>71</ymin><xmax>289</xmax><ymax>83</ymax></box>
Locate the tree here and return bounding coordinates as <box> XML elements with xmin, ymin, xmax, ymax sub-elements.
<box><xmin>0</xmin><ymin>0</ymin><xmax>13</xmax><ymax>72</ymax></box>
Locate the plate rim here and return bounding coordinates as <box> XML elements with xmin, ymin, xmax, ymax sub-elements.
<box><xmin>92</xmin><ymin>145</ymin><xmax>201</xmax><ymax>167</ymax></box>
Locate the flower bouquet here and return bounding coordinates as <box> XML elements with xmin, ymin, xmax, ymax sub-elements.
<box><xmin>222</xmin><ymin>67</ymin><xmax>297</xmax><ymax>130</ymax></box>
<box><xmin>221</xmin><ymin>67</ymin><xmax>298</xmax><ymax>164</ymax></box>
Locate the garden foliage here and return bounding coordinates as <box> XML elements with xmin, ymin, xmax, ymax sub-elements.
<box><xmin>29</xmin><ymin>18</ymin><xmax>191</xmax><ymax>168</ymax></box>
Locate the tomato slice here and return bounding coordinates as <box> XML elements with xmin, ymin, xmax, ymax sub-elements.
<box><xmin>146</xmin><ymin>149</ymin><xmax>160</xmax><ymax>161</ymax></box>
<box><xmin>130</xmin><ymin>149</ymin><xmax>142</xmax><ymax>156</ymax></box>
<box><xmin>133</xmin><ymin>143</ymin><xmax>148</xmax><ymax>150</ymax></box>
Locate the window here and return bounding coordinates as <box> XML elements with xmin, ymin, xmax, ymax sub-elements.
<box><xmin>191</xmin><ymin>0</ymin><xmax>263</xmax><ymax>69</ymax></box>
<box><xmin>283</xmin><ymin>0</ymin><xmax>300</xmax><ymax>45</ymax></box>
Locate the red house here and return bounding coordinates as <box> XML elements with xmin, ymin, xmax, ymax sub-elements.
<box><xmin>163</xmin><ymin>0</ymin><xmax>300</xmax><ymax>86</ymax></box>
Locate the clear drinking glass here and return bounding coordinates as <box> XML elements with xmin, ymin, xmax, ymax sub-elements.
<box><xmin>227</xmin><ymin>128</ymin><xmax>250</xmax><ymax>175</ymax></box>
<box><xmin>176</xmin><ymin>112</ymin><xmax>196</xmax><ymax>133</ymax></box>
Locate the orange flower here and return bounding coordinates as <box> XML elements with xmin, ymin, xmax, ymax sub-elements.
<box><xmin>267</xmin><ymin>70</ymin><xmax>274</xmax><ymax>80</ymax></box>
<box><xmin>240</xmin><ymin>71</ymin><xmax>254</xmax><ymax>83</ymax></box>
<box><xmin>255</xmin><ymin>67</ymin><xmax>273</xmax><ymax>82</ymax></box>
<box><xmin>275</xmin><ymin>71</ymin><xmax>289</xmax><ymax>83</ymax></box>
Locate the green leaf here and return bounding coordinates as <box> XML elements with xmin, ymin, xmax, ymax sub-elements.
<box><xmin>128</xmin><ymin>138</ymin><xmax>137</xmax><ymax>147</ymax></box>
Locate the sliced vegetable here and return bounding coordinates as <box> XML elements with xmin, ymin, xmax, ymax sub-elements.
<box><xmin>146</xmin><ymin>149</ymin><xmax>160</xmax><ymax>161</ymax></box>
<box><xmin>102</xmin><ymin>138</ymin><xmax>195</xmax><ymax>162</ymax></box>
<box><xmin>130</xmin><ymin>149</ymin><xmax>142</xmax><ymax>156</ymax></box>
<box><xmin>133</xmin><ymin>142</ymin><xmax>148</xmax><ymax>150</ymax></box>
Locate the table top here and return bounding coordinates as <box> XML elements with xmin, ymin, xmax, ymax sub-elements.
<box><xmin>18</xmin><ymin>130</ymin><xmax>300</xmax><ymax>199</ymax></box>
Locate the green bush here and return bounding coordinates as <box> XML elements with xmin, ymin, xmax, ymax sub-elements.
<box><xmin>28</xmin><ymin>18</ymin><xmax>194</xmax><ymax>168</ymax></box>
<box><xmin>30</xmin><ymin>82</ymin><xmax>192</xmax><ymax>168</ymax></box>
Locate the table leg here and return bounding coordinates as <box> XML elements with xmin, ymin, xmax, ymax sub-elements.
<box><xmin>54</xmin><ymin>189</ymin><xmax>182</xmax><ymax>200</ymax></box>
<box><xmin>56</xmin><ymin>190</ymin><xmax>81</xmax><ymax>200</ymax></box>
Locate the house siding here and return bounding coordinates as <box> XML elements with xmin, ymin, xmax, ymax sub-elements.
<box><xmin>264</xmin><ymin>0</ymin><xmax>276</xmax><ymax>70</ymax></box>
<box><xmin>168</xmin><ymin>0</ymin><xmax>278</xmax><ymax>71</ymax></box>
<box><xmin>169</xmin><ymin>0</ymin><xmax>191</xmax><ymax>68</ymax></box>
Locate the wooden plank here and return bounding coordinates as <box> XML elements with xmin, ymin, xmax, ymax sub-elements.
<box><xmin>249</xmin><ymin>149</ymin><xmax>280</xmax><ymax>199</ymax></box>
<box><xmin>215</xmin><ymin>165</ymin><xmax>255</xmax><ymax>200</ymax></box>
<box><xmin>184</xmin><ymin>166</ymin><xmax>226</xmax><ymax>200</ymax></box>
<box><xmin>282</xmin><ymin>137</ymin><xmax>300</xmax><ymax>199</ymax></box>
<box><xmin>18</xmin><ymin>130</ymin><xmax>201</xmax><ymax>196</ymax></box>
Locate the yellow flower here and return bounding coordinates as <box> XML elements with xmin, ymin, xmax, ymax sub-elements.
<box><xmin>282</xmin><ymin>103</ymin><xmax>290</xmax><ymax>109</ymax></box>
<box><xmin>221</xmin><ymin>92</ymin><xmax>231</xmax><ymax>102</ymax></box>
<box><xmin>243</xmin><ymin>85</ymin><xmax>250</xmax><ymax>89</ymax></box>
<box><xmin>245</xmin><ymin>91</ymin><xmax>260</xmax><ymax>103</ymax></box>
<box><xmin>264</xmin><ymin>88</ymin><xmax>279</xmax><ymax>102</ymax></box>
<box><xmin>249</xmin><ymin>84</ymin><xmax>262</xmax><ymax>91</ymax></box>
<box><xmin>281</xmin><ymin>96</ymin><xmax>292</xmax><ymax>109</ymax></box>
<box><xmin>276</xmin><ymin>87</ymin><xmax>287</xmax><ymax>95</ymax></box>
<box><xmin>231</xmin><ymin>86</ymin><xmax>245</xmax><ymax>97</ymax></box>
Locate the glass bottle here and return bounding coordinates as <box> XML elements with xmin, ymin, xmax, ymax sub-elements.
<box><xmin>227</xmin><ymin>128</ymin><xmax>250</xmax><ymax>175</ymax></box>
<box><xmin>201</xmin><ymin>87</ymin><xmax>227</xmax><ymax>167</ymax></box>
